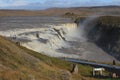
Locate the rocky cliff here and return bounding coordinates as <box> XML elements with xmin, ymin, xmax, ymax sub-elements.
<box><xmin>79</xmin><ymin>16</ymin><xmax>120</xmax><ymax>60</ymax></box>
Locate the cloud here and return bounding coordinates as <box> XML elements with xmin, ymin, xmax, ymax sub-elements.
<box><xmin>0</xmin><ymin>0</ymin><xmax>29</xmax><ymax>7</ymax></box>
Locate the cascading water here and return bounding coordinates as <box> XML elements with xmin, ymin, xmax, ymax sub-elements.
<box><xmin>0</xmin><ymin>16</ymin><xmax>118</xmax><ymax>63</ymax></box>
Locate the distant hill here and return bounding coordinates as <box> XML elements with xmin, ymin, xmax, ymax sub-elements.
<box><xmin>0</xmin><ymin>6</ymin><xmax>120</xmax><ymax>17</ymax></box>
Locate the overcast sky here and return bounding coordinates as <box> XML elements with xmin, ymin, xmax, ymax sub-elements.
<box><xmin>0</xmin><ymin>0</ymin><xmax>120</xmax><ymax>10</ymax></box>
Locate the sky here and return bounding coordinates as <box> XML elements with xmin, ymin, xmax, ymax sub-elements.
<box><xmin>0</xmin><ymin>0</ymin><xmax>120</xmax><ymax>10</ymax></box>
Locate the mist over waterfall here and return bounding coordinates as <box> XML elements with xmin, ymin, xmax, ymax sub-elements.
<box><xmin>64</xmin><ymin>16</ymin><xmax>98</xmax><ymax>42</ymax></box>
<box><xmin>77</xmin><ymin>16</ymin><xmax>100</xmax><ymax>42</ymax></box>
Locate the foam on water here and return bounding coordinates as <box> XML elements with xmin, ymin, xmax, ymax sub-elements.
<box><xmin>0</xmin><ymin>22</ymin><xmax>118</xmax><ymax>62</ymax></box>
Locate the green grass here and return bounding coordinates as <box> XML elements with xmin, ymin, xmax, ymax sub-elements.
<box><xmin>98</xmin><ymin>16</ymin><xmax>120</xmax><ymax>25</ymax></box>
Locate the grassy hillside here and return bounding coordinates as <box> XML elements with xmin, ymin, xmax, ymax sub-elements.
<box><xmin>0</xmin><ymin>36</ymin><xmax>96</xmax><ymax>80</ymax></box>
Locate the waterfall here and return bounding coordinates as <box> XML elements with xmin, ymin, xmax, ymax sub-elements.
<box><xmin>0</xmin><ymin>17</ymin><xmax>118</xmax><ymax>62</ymax></box>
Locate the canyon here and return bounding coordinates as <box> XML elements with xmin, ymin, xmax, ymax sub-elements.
<box><xmin>0</xmin><ymin>16</ymin><xmax>118</xmax><ymax>63</ymax></box>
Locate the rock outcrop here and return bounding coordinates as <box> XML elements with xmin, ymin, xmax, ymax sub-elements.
<box><xmin>83</xmin><ymin>16</ymin><xmax>120</xmax><ymax>61</ymax></box>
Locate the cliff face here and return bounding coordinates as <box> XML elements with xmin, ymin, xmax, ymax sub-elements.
<box><xmin>85</xmin><ymin>16</ymin><xmax>120</xmax><ymax>60</ymax></box>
